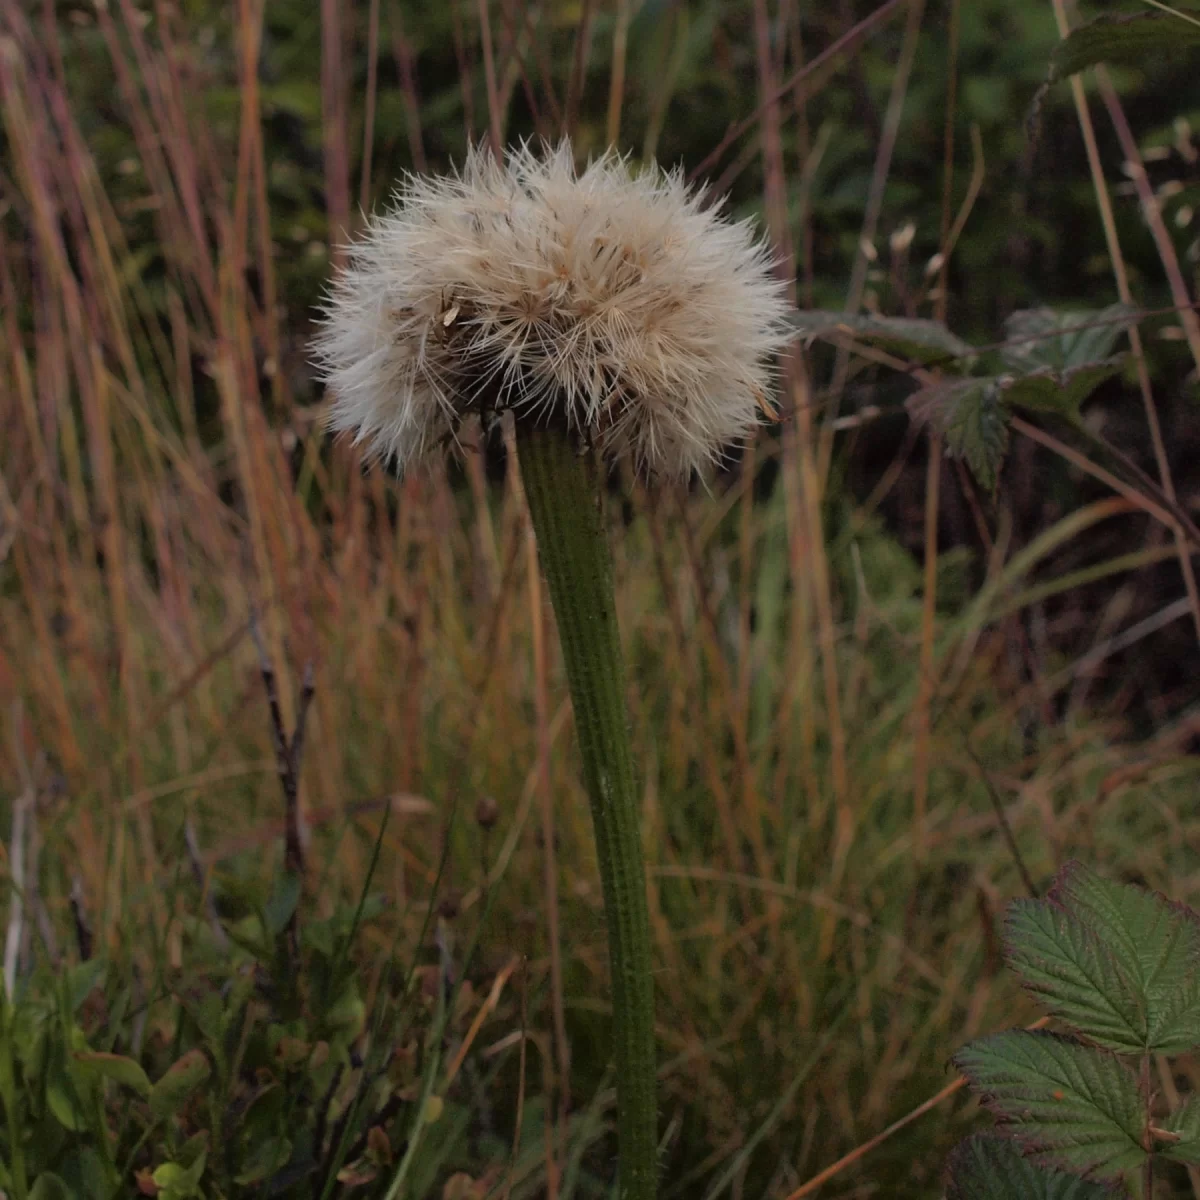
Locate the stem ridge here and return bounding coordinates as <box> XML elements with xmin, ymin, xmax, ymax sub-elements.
<box><xmin>517</xmin><ymin>424</ymin><xmax>658</xmax><ymax>1200</ymax></box>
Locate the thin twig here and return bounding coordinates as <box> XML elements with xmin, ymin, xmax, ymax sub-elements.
<box><xmin>248</xmin><ymin>611</ymin><xmax>315</xmax><ymax>961</ymax></box>
<box><xmin>965</xmin><ymin>748</ymin><xmax>1039</xmax><ymax>898</ymax></box>
<box><xmin>290</xmin><ymin>663</ymin><xmax>316</xmax><ymax>805</ymax></box>
<box><xmin>785</xmin><ymin>1016</ymin><xmax>1051</xmax><ymax>1197</ymax></box>
<box><xmin>1010</xmin><ymin>416</ymin><xmax>1199</xmax><ymax>546</ymax></box>
<box><xmin>248</xmin><ymin>611</ymin><xmax>311</xmax><ymax>881</ymax></box>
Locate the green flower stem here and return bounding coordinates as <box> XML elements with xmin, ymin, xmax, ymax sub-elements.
<box><xmin>516</xmin><ymin>422</ymin><xmax>657</xmax><ymax>1200</ymax></box>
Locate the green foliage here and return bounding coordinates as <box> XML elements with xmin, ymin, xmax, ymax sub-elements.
<box><xmin>0</xmin><ymin>855</ymin><xmax>568</xmax><ymax>1200</ymax></box>
<box><xmin>946</xmin><ymin>1135</ymin><xmax>1117</xmax><ymax>1200</ymax></box>
<box><xmin>1008</xmin><ymin>862</ymin><xmax>1200</xmax><ymax>1056</ymax></box>
<box><xmin>1049</xmin><ymin>12</ymin><xmax>1200</xmax><ymax>81</ymax></box>
<box><xmin>955</xmin><ymin>1031</ymin><xmax>1146</xmax><ymax>1180</ymax></box>
<box><xmin>948</xmin><ymin>862</ymin><xmax>1200</xmax><ymax>1198</ymax></box>
<box><xmin>998</xmin><ymin>306</ymin><xmax>1135</xmax><ymax>375</ymax></box>
<box><xmin>797</xmin><ymin>302</ymin><xmax>1127</xmax><ymax>492</ymax></box>
<box><xmin>1161</xmin><ymin>1096</ymin><xmax>1200</xmax><ymax>1163</ymax></box>
<box><xmin>790</xmin><ymin>310</ymin><xmax>978</xmax><ymax>367</ymax></box>
<box><xmin>911</xmin><ymin>378</ymin><xmax>1011</xmax><ymax>493</ymax></box>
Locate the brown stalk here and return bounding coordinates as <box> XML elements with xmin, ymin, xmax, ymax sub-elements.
<box><xmin>360</xmin><ymin>0</ymin><xmax>382</xmax><ymax>213</ymax></box>
<box><xmin>1042</xmin><ymin>0</ymin><xmax>1200</xmax><ymax>647</ymax></box>
<box><xmin>451</xmin><ymin>0</ymin><xmax>478</xmax><ymax>143</ymax></box>
<box><xmin>389</xmin><ymin>2</ymin><xmax>429</xmax><ymax>173</ymax></box>
<box><xmin>752</xmin><ymin>0</ymin><xmax>848</xmax><ymax>899</ymax></box>
<box><xmin>1090</xmin><ymin>65</ymin><xmax>1200</xmax><ymax>644</ymax></box>
<box><xmin>563</xmin><ymin>0</ymin><xmax>594</xmax><ymax>137</ymax></box>
<box><xmin>912</xmin><ymin>0</ymin><xmax>953</xmax><ymax>863</ymax></box>
<box><xmin>477</xmin><ymin>0</ymin><xmax>505</xmax><ymax>160</ymax></box>
<box><xmin>690</xmin><ymin>0</ymin><xmax>907</xmax><ymax>186</ymax></box>
<box><xmin>494</xmin><ymin>0</ymin><xmax>548</xmax><ymax>138</ymax></box>
<box><xmin>606</xmin><ymin>0</ymin><xmax>633</xmax><ymax>146</ymax></box>
<box><xmin>496</xmin><ymin>0</ymin><xmax>563</xmax><ymax>133</ymax></box>
<box><xmin>320</xmin><ymin>0</ymin><xmax>351</xmax><ymax>261</ymax></box>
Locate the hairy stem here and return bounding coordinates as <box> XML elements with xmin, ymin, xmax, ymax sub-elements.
<box><xmin>1142</xmin><ymin>1051</ymin><xmax>1154</xmax><ymax>1199</ymax></box>
<box><xmin>516</xmin><ymin>423</ymin><xmax>657</xmax><ymax>1200</ymax></box>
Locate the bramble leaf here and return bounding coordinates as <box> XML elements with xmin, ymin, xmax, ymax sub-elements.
<box><xmin>1005</xmin><ymin>897</ymin><xmax>1147</xmax><ymax>1053</ymax></box>
<box><xmin>1001</xmin><ymin>306</ymin><xmax>1135</xmax><ymax>374</ymax></box>
<box><xmin>953</xmin><ymin>1030</ymin><xmax>1146</xmax><ymax>1182</ymax></box>
<box><xmin>790</xmin><ymin>310</ymin><xmax>976</xmax><ymax>367</ymax></box>
<box><xmin>946</xmin><ymin>1134</ymin><xmax>1118</xmax><ymax>1199</ymax></box>
<box><xmin>1160</xmin><ymin>1094</ymin><xmax>1200</xmax><ymax>1165</ymax></box>
<box><xmin>999</xmin><ymin>361</ymin><xmax>1122</xmax><ymax>418</ymax></box>
<box><xmin>1050</xmin><ymin>862</ymin><xmax>1200</xmax><ymax>1055</ymax></box>
<box><xmin>1049</xmin><ymin>13</ymin><xmax>1200</xmax><ymax>81</ymax></box>
<box><xmin>907</xmin><ymin>378</ymin><xmax>1009</xmax><ymax>492</ymax></box>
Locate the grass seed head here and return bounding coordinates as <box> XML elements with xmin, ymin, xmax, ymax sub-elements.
<box><xmin>313</xmin><ymin>140</ymin><xmax>793</xmax><ymax>479</ymax></box>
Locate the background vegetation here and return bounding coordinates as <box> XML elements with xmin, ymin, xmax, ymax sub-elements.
<box><xmin>2</xmin><ymin>0</ymin><xmax>1200</xmax><ymax>1195</ymax></box>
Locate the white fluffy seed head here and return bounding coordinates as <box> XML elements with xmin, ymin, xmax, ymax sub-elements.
<box><xmin>312</xmin><ymin>140</ymin><xmax>794</xmax><ymax>479</ymax></box>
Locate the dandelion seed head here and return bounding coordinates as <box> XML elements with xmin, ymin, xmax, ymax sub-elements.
<box><xmin>312</xmin><ymin>140</ymin><xmax>793</xmax><ymax>478</ymax></box>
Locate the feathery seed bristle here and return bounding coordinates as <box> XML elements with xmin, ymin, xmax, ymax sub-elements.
<box><xmin>312</xmin><ymin>140</ymin><xmax>793</xmax><ymax>479</ymax></box>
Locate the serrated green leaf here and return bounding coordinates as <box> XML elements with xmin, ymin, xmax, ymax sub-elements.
<box><xmin>790</xmin><ymin>310</ymin><xmax>976</xmax><ymax>367</ymax></box>
<box><xmin>1005</xmin><ymin>898</ymin><xmax>1147</xmax><ymax>1052</ymax></box>
<box><xmin>908</xmin><ymin>378</ymin><xmax>1009</xmax><ymax>491</ymax></box>
<box><xmin>947</xmin><ymin>1134</ymin><xmax>1118</xmax><ymax>1199</ymax></box>
<box><xmin>72</xmin><ymin>1050</ymin><xmax>152</xmax><ymax>1098</ymax></box>
<box><xmin>1050</xmin><ymin>862</ymin><xmax>1200</xmax><ymax>1055</ymax></box>
<box><xmin>999</xmin><ymin>361</ymin><xmax>1123</xmax><ymax>418</ymax></box>
<box><xmin>1156</xmin><ymin>1094</ymin><xmax>1200</xmax><ymax>1164</ymax></box>
<box><xmin>149</xmin><ymin>1049</ymin><xmax>211</xmax><ymax>1121</ymax></box>
<box><xmin>954</xmin><ymin>1030</ymin><xmax>1146</xmax><ymax>1182</ymax></box>
<box><xmin>1049</xmin><ymin>13</ymin><xmax>1200</xmax><ymax>81</ymax></box>
<box><xmin>1001</xmin><ymin>306</ymin><xmax>1135</xmax><ymax>374</ymax></box>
